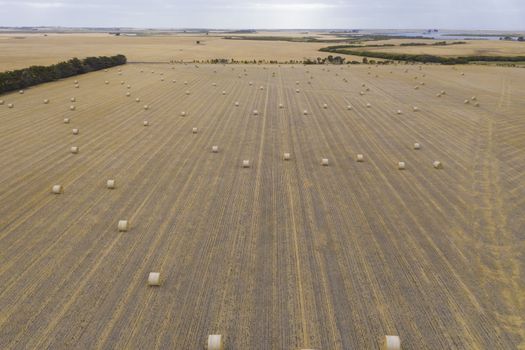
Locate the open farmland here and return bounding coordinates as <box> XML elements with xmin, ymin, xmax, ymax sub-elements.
<box><xmin>0</xmin><ymin>63</ymin><xmax>524</xmax><ymax>349</ymax></box>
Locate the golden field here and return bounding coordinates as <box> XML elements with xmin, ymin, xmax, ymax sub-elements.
<box><xmin>0</xmin><ymin>61</ymin><xmax>524</xmax><ymax>349</ymax></box>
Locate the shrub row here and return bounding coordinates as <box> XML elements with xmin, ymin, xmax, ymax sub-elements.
<box><xmin>0</xmin><ymin>54</ymin><xmax>126</xmax><ymax>94</ymax></box>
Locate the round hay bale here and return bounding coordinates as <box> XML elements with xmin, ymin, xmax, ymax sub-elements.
<box><xmin>52</xmin><ymin>185</ymin><xmax>63</xmax><ymax>194</ymax></box>
<box><xmin>118</xmin><ymin>220</ymin><xmax>129</xmax><ymax>232</ymax></box>
<box><xmin>136</xmin><ymin>97</ymin><xmax>141</xmax><ymax>102</ymax></box>
<box><xmin>172</xmin><ymin>80</ymin><xmax>176</xmax><ymax>83</ymax></box>
<box><xmin>414</xmin><ymin>85</ymin><xmax>419</xmax><ymax>90</ymax></box>
<box><xmin>70</xmin><ymin>97</ymin><xmax>76</xmax><ymax>102</ymax></box>
<box><xmin>398</xmin><ymin>161</ymin><xmax>406</xmax><ymax>170</ymax></box>
<box><xmin>127</xmin><ymin>85</ymin><xmax>131</xmax><ymax>89</ymax></box>
<box><xmin>148</xmin><ymin>272</ymin><xmax>161</xmax><ymax>286</ymax></box>
<box><xmin>362</xmin><ymin>83</ymin><xmax>366</xmax><ymax>87</ymax></box>
<box><xmin>74</xmin><ymin>84</ymin><xmax>79</xmax><ymax>88</ymax></box>
<box><xmin>441</xmin><ymin>90</ymin><xmax>446</xmax><ymax>95</ymax></box>
<box><xmin>70</xmin><ymin>146</ymin><xmax>79</xmax><ymax>154</ymax></box>
<box><xmin>283</xmin><ymin>153</ymin><xmax>291</xmax><ymax>160</ymax></box>
<box><xmin>464</xmin><ymin>99</ymin><xmax>470</xmax><ymax>104</ymax></box>
<box><xmin>143</xmin><ymin>120</ymin><xmax>149</xmax><ymax>126</ymax></box>
<box><xmin>235</xmin><ymin>101</ymin><xmax>240</xmax><ymax>107</ymax></box>
<box><xmin>160</xmin><ymin>78</ymin><xmax>164</xmax><ymax>81</ymax></box>
<box><xmin>323</xmin><ymin>103</ymin><xmax>328</xmax><ymax>109</ymax></box>
<box><xmin>70</xmin><ymin>105</ymin><xmax>76</xmax><ymax>111</ymax></box>
<box><xmin>474</xmin><ymin>102</ymin><xmax>480</xmax><ymax>107</ymax></box>
<box><xmin>279</xmin><ymin>103</ymin><xmax>284</xmax><ymax>109</ymax></box>
<box><xmin>413</xmin><ymin>106</ymin><xmax>419</xmax><ymax>112</ymax></box>
<box><xmin>397</xmin><ymin>110</ymin><xmax>402</xmax><ymax>115</ymax></box>
<box><xmin>366</xmin><ymin>103</ymin><xmax>371</xmax><ymax>108</ymax></box>
<box><xmin>249</xmin><ymin>81</ymin><xmax>253</xmax><ymax>86</ymax></box>
<box><xmin>253</xmin><ymin>110</ymin><xmax>259</xmax><ymax>116</ymax></box>
<box><xmin>296</xmin><ymin>81</ymin><xmax>300</xmax><ymax>85</ymax></box>
<box><xmin>180</xmin><ymin>111</ymin><xmax>187</xmax><ymax>116</ymax></box>
<box><xmin>242</xmin><ymin>160</ymin><xmax>250</xmax><ymax>168</ymax></box>
<box><xmin>0</xmin><ymin>100</ymin><xmax>4</xmax><ymax>105</ymax></box>
<box><xmin>433</xmin><ymin>160</ymin><xmax>443</xmax><ymax>169</ymax></box>
<box><xmin>471</xmin><ymin>96</ymin><xmax>477</xmax><ymax>101</ymax></box>
<box><xmin>144</xmin><ymin>105</ymin><xmax>149</xmax><ymax>110</ymax></box>
<box><xmin>107</xmin><ymin>179</ymin><xmax>116</xmax><ymax>189</ymax></box>
<box><xmin>322</xmin><ymin>158</ymin><xmax>329</xmax><ymax>166</ymax></box>
<box><xmin>19</xmin><ymin>90</ymin><xmax>24</xmax><ymax>94</ymax></box>
<box><xmin>192</xmin><ymin>127</ymin><xmax>198</xmax><ymax>134</ymax></box>
<box><xmin>212</xmin><ymin>83</ymin><xmax>217</xmax><ymax>86</ymax></box>
<box><xmin>185</xmin><ymin>90</ymin><xmax>191</xmax><ymax>95</ymax></box>
<box><xmin>207</xmin><ymin>335</ymin><xmax>223</xmax><ymax>350</ymax></box>
<box><xmin>7</xmin><ymin>103</ymin><xmax>14</xmax><ymax>108</ymax></box>
<box><xmin>63</xmin><ymin>118</ymin><xmax>70</xmax><ymax>124</ymax></box>
<box><xmin>346</xmin><ymin>105</ymin><xmax>353</xmax><ymax>110</ymax></box>
<box><xmin>360</xmin><ymin>91</ymin><xmax>365</xmax><ymax>96</ymax></box>
<box><xmin>72</xmin><ymin>128</ymin><xmax>79</xmax><ymax>135</ymax></box>
<box><xmin>120</xmin><ymin>81</ymin><xmax>124</xmax><ymax>85</ymax></box>
<box><xmin>414</xmin><ymin>142</ymin><xmax>421</xmax><ymax>150</ymax></box>
<box><xmin>212</xmin><ymin>145</ymin><xmax>219</xmax><ymax>153</ymax></box>
<box><xmin>105</xmin><ymin>80</ymin><xmax>109</xmax><ymax>85</ymax></box>
<box><xmin>43</xmin><ymin>99</ymin><xmax>49</xmax><ymax>104</ymax></box>
<box><xmin>356</xmin><ymin>154</ymin><xmax>364</xmax><ymax>162</ymax></box>
<box><xmin>436</xmin><ymin>93</ymin><xmax>442</xmax><ymax>97</ymax></box>
<box><xmin>382</xmin><ymin>335</ymin><xmax>401</xmax><ymax>350</ymax></box>
<box><xmin>260</xmin><ymin>86</ymin><xmax>264</xmax><ymax>90</ymax></box>
<box><xmin>365</xmin><ymin>87</ymin><xmax>370</xmax><ymax>92</ymax></box>
<box><xmin>126</xmin><ymin>92</ymin><xmax>131</xmax><ymax>97</ymax></box>
<box><xmin>222</xmin><ymin>91</ymin><xmax>226</xmax><ymax>95</ymax></box>
<box><xmin>184</xmin><ymin>81</ymin><xmax>188</xmax><ymax>85</ymax></box>
<box><xmin>303</xmin><ymin>110</ymin><xmax>308</xmax><ymax>115</ymax></box>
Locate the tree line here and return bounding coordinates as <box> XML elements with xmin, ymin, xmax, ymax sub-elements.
<box><xmin>0</xmin><ymin>55</ymin><xmax>127</xmax><ymax>94</ymax></box>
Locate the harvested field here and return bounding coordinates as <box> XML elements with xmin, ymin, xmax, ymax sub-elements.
<box><xmin>0</xmin><ymin>63</ymin><xmax>524</xmax><ymax>349</ymax></box>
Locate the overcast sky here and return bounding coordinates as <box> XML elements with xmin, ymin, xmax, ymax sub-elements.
<box><xmin>0</xmin><ymin>0</ymin><xmax>523</xmax><ymax>30</ymax></box>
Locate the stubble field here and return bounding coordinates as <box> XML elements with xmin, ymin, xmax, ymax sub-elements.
<box><xmin>0</xmin><ymin>62</ymin><xmax>524</xmax><ymax>349</ymax></box>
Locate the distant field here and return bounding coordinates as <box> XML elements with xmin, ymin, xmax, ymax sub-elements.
<box><xmin>0</xmin><ymin>63</ymin><xmax>523</xmax><ymax>349</ymax></box>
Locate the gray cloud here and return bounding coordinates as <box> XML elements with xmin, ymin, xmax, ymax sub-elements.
<box><xmin>0</xmin><ymin>0</ymin><xmax>523</xmax><ymax>29</ymax></box>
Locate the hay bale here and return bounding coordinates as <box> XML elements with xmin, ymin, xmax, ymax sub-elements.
<box><xmin>105</xmin><ymin>80</ymin><xmax>109</xmax><ymax>84</ymax></box>
<box><xmin>180</xmin><ymin>111</ymin><xmax>187</xmax><ymax>116</ymax></box>
<box><xmin>249</xmin><ymin>81</ymin><xmax>253</xmax><ymax>86</ymax></box>
<box><xmin>397</xmin><ymin>110</ymin><xmax>402</xmax><ymax>115</ymax></box>
<box><xmin>474</xmin><ymin>102</ymin><xmax>480</xmax><ymax>107</ymax></box>
<box><xmin>347</xmin><ymin>105</ymin><xmax>353</xmax><ymax>110</ymax></box>
<box><xmin>43</xmin><ymin>99</ymin><xmax>49</xmax><ymax>104</ymax></box>
<box><xmin>52</xmin><ymin>185</ymin><xmax>63</xmax><ymax>194</ymax></box>
<box><xmin>382</xmin><ymin>335</ymin><xmax>401</xmax><ymax>350</ymax></box>
<box><xmin>212</xmin><ymin>83</ymin><xmax>217</xmax><ymax>86</ymax></box>
<box><xmin>7</xmin><ymin>103</ymin><xmax>14</xmax><ymax>108</ymax></box>
<box><xmin>63</xmin><ymin>118</ymin><xmax>70</xmax><ymax>124</ymax></box>
<box><xmin>143</xmin><ymin>121</ymin><xmax>149</xmax><ymax>126</ymax></box>
<box><xmin>70</xmin><ymin>146</ymin><xmax>79</xmax><ymax>154</ymax></box>
<box><xmin>323</xmin><ymin>103</ymin><xmax>328</xmax><ymax>109</ymax></box>
<box><xmin>135</xmin><ymin>97</ymin><xmax>141</xmax><ymax>102</ymax></box>
<box><xmin>144</xmin><ymin>105</ymin><xmax>149</xmax><ymax>110</ymax></box>
<box><xmin>127</xmin><ymin>85</ymin><xmax>131</xmax><ymax>89</ymax></box>
<box><xmin>184</xmin><ymin>81</ymin><xmax>188</xmax><ymax>85</ymax></box>
<box><xmin>253</xmin><ymin>110</ymin><xmax>259</xmax><ymax>116</ymax></box>
<box><xmin>235</xmin><ymin>101</ymin><xmax>239</xmax><ymax>107</ymax></box>
<box><xmin>366</xmin><ymin>103</ymin><xmax>371</xmax><ymax>108</ymax></box>
<box><xmin>303</xmin><ymin>110</ymin><xmax>308</xmax><ymax>115</ymax></box>
<box><xmin>212</xmin><ymin>146</ymin><xmax>219</xmax><ymax>153</ymax></box>
<box><xmin>296</xmin><ymin>89</ymin><xmax>300</xmax><ymax>93</ymax></box>
<box><xmin>185</xmin><ymin>91</ymin><xmax>191</xmax><ymax>95</ymax></box>
<box><xmin>398</xmin><ymin>161</ymin><xmax>406</xmax><ymax>170</ymax></box>
<box><xmin>242</xmin><ymin>160</ymin><xmax>250</xmax><ymax>168</ymax></box>
<box><xmin>441</xmin><ymin>90</ymin><xmax>446</xmax><ymax>95</ymax></box>
<box><xmin>414</xmin><ymin>142</ymin><xmax>421</xmax><ymax>150</ymax></box>
<box><xmin>296</xmin><ymin>81</ymin><xmax>300</xmax><ymax>85</ymax></box>
<box><xmin>433</xmin><ymin>160</ymin><xmax>443</xmax><ymax>169</ymax></box>
<box><xmin>322</xmin><ymin>158</ymin><xmax>329</xmax><ymax>166</ymax></box>
<box><xmin>19</xmin><ymin>90</ymin><xmax>24</xmax><ymax>94</ymax></box>
<box><xmin>222</xmin><ymin>91</ymin><xmax>226</xmax><ymax>95</ymax></box>
<box><xmin>279</xmin><ymin>103</ymin><xmax>284</xmax><ymax>109</ymax></box>
<box><xmin>70</xmin><ymin>105</ymin><xmax>76</xmax><ymax>111</ymax></box>
<box><xmin>107</xmin><ymin>179</ymin><xmax>116</xmax><ymax>189</ymax></box>
<box><xmin>118</xmin><ymin>220</ymin><xmax>129</xmax><ymax>232</ymax></box>
<box><xmin>74</xmin><ymin>84</ymin><xmax>80</xmax><ymax>89</ymax></box>
<box><xmin>464</xmin><ymin>99</ymin><xmax>470</xmax><ymax>104</ymax></box>
<box><xmin>260</xmin><ymin>86</ymin><xmax>264</xmax><ymax>90</ymax></box>
<box><xmin>207</xmin><ymin>335</ymin><xmax>223</xmax><ymax>350</ymax></box>
<box><xmin>283</xmin><ymin>153</ymin><xmax>291</xmax><ymax>160</ymax></box>
<box><xmin>126</xmin><ymin>92</ymin><xmax>131</xmax><ymax>97</ymax></box>
<box><xmin>0</xmin><ymin>100</ymin><xmax>3</xmax><ymax>105</ymax></box>
<box><xmin>471</xmin><ymin>96</ymin><xmax>477</xmax><ymax>101</ymax></box>
<box><xmin>148</xmin><ymin>272</ymin><xmax>161</xmax><ymax>286</ymax></box>
<box><xmin>413</xmin><ymin>106</ymin><xmax>419</xmax><ymax>112</ymax></box>
<box><xmin>192</xmin><ymin>127</ymin><xmax>198</xmax><ymax>134</ymax></box>
<box><xmin>70</xmin><ymin>97</ymin><xmax>76</xmax><ymax>102</ymax></box>
<box><xmin>72</xmin><ymin>128</ymin><xmax>79</xmax><ymax>135</ymax></box>
<box><xmin>356</xmin><ymin>154</ymin><xmax>364</xmax><ymax>162</ymax></box>
<box><xmin>360</xmin><ymin>91</ymin><xmax>365</xmax><ymax>96</ymax></box>
<box><xmin>414</xmin><ymin>85</ymin><xmax>419</xmax><ymax>90</ymax></box>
